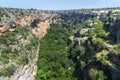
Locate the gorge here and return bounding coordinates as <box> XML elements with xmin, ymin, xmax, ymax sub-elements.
<box><xmin>0</xmin><ymin>7</ymin><xmax>120</xmax><ymax>80</ymax></box>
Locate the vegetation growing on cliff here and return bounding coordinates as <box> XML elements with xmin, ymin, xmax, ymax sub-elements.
<box><xmin>0</xmin><ymin>7</ymin><xmax>120</xmax><ymax>80</ymax></box>
<box><xmin>0</xmin><ymin>26</ymin><xmax>39</xmax><ymax>77</ymax></box>
<box><xmin>36</xmin><ymin>10</ymin><xmax>120</xmax><ymax>80</ymax></box>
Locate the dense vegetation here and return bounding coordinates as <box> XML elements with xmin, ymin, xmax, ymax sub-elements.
<box><xmin>0</xmin><ymin>26</ymin><xmax>39</xmax><ymax>77</ymax></box>
<box><xmin>35</xmin><ymin>24</ymin><xmax>75</xmax><ymax>80</ymax></box>
<box><xmin>0</xmin><ymin>7</ymin><xmax>120</xmax><ymax>80</ymax></box>
<box><xmin>36</xmin><ymin>10</ymin><xmax>120</xmax><ymax>80</ymax></box>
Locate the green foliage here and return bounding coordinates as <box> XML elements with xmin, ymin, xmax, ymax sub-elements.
<box><xmin>89</xmin><ymin>68</ymin><xmax>107</xmax><ymax>80</ymax></box>
<box><xmin>69</xmin><ymin>45</ymin><xmax>85</xmax><ymax>61</ymax></box>
<box><xmin>0</xmin><ymin>26</ymin><xmax>39</xmax><ymax>77</ymax></box>
<box><xmin>67</xmin><ymin>18</ymin><xmax>112</xmax><ymax>80</ymax></box>
<box><xmin>0</xmin><ymin>64</ymin><xmax>16</xmax><ymax>77</ymax></box>
<box><xmin>87</xmin><ymin>19</ymin><xmax>107</xmax><ymax>39</ymax></box>
<box><xmin>0</xmin><ymin>32</ymin><xmax>18</xmax><ymax>45</ymax></box>
<box><xmin>114</xmin><ymin>44</ymin><xmax>120</xmax><ymax>54</ymax></box>
<box><xmin>0</xmin><ymin>57</ymin><xmax>9</xmax><ymax>64</ymax></box>
<box><xmin>100</xmin><ymin>55</ymin><xmax>108</xmax><ymax>65</ymax></box>
<box><xmin>93</xmin><ymin>38</ymin><xmax>106</xmax><ymax>50</ymax></box>
<box><xmin>15</xmin><ymin>26</ymin><xmax>29</xmax><ymax>39</ymax></box>
<box><xmin>1</xmin><ymin>7</ymin><xmax>120</xmax><ymax>79</ymax></box>
<box><xmin>36</xmin><ymin>25</ymin><xmax>74</xmax><ymax>80</ymax></box>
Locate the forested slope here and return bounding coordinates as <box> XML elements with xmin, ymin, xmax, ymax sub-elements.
<box><xmin>0</xmin><ymin>7</ymin><xmax>120</xmax><ymax>80</ymax></box>
<box><xmin>36</xmin><ymin>9</ymin><xmax>120</xmax><ymax>80</ymax></box>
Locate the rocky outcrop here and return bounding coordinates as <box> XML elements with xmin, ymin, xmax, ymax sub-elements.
<box><xmin>0</xmin><ymin>26</ymin><xmax>8</xmax><ymax>34</ymax></box>
<box><xmin>0</xmin><ymin>9</ymin><xmax>60</xmax><ymax>80</ymax></box>
<box><xmin>32</xmin><ymin>19</ymin><xmax>50</xmax><ymax>37</ymax></box>
<box><xmin>0</xmin><ymin>37</ymin><xmax>40</xmax><ymax>80</ymax></box>
<box><xmin>0</xmin><ymin>22</ymin><xmax>8</xmax><ymax>35</ymax></box>
<box><xmin>1</xmin><ymin>7</ymin><xmax>120</xmax><ymax>80</ymax></box>
<box><xmin>0</xmin><ymin>63</ymin><xmax>37</xmax><ymax>80</ymax></box>
<box><xmin>16</xmin><ymin>15</ymin><xmax>36</xmax><ymax>27</ymax></box>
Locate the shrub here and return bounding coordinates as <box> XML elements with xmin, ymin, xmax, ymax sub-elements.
<box><xmin>89</xmin><ymin>68</ymin><xmax>106</xmax><ymax>80</ymax></box>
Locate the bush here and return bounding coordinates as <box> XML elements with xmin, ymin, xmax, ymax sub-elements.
<box><xmin>0</xmin><ymin>64</ymin><xmax>16</xmax><ymax>77</ymax></box>
<box><xmin>89</xmin><ymin>68</ymin><xmax>106</xmax><ymax>80</ymax></box>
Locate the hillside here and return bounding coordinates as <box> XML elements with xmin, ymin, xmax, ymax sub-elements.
<box><xmin>0</xmin><ymin>7</ymin><xmax>120</xmax><ymax>80</ymax></box>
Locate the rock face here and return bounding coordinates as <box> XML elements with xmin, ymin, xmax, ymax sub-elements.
<box><xmin>0</xmin><ymin>26</ymin><xmax>8</xmax><ymax>34</ymax></box>
<box><xmin>0</xmin><ymin>9</ymin><xmax>59</xmax><ymax>80</ymax></box>
<box><xmin>15</xmin><ymin>13</ymin><xmax>58</xmax><ymax>37</ymax></box>
<box><xmin>0</xmin><ymin>8</ymin><xmax>60</xmax><ymax>37</ymax></box>
<box><xmin>16</xmin><ymin>16</ymin><xmax>51</xmax><ymax>37</ymax></box>
<box><xmin>0</xmin><ymin>65</ymin><xmax>37</xmax><ymax>80</ymax></box>
<box><xmin>0</xmin><ymin>37</ymin><xmax>40</xmax><ymax>80</ymax></box>
<box><xmin>31</xmin><ymin>19</ymin><xmax>50</xmax><ymax>37</ymax></box>
<box><xmin>1</xmin><ymin>7</ymin><xmax>120</xmax><ymax>80</ymax></box>
<box><xmin>0</xmin><ymin>22</ymin><xmax>8</xmax><ymax>35</ymax></box>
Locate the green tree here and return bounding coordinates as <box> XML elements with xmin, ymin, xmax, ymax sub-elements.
<box><xmin>89</xmin><ymin>68</ymin><xmax>106</xmax><ymax>80</ymax></box>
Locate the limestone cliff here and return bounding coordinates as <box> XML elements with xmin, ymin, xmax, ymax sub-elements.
<box><xmin>0</xmin><ymin>7</ymin><xmax>120</xmax><ymax>80</ymax></box>
<box><xmin>0</xmin><ymin>8</ymin><xmax>60</xmax><ymax>80</ymax></box>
